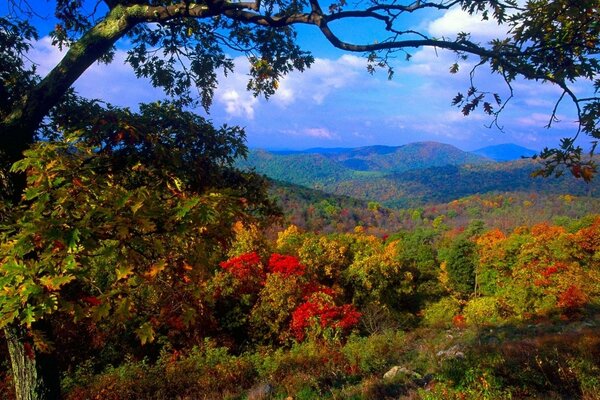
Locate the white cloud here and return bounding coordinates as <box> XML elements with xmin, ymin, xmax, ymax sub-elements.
<box><xmin>211</xmin><ymin>54</ymin><xmax>367</xmax><ymax>119</ymax></box>
<box><xmin>352</xmin><ymin>131</ymin><xmax>374</xmax><ymax>140</ymax></box>
<box><xmin>516</xmin><ymin>112</ymin><xmax>578</xmax><ymax>129</ymax></box>
<box><xmin>283</xmin><ymin>127</ymin><xmax>340</xmax><ymax>140</ymax></box>
<box><xmin>305</xmin><ymin>128</ymin><xmax>337</xmax><ymax>139</ymax></box>
<box><xmin>219</xmin><ymin>89</ymin><xmax>258</xmax><ymax>119</ymax></box>
<box><xmin>28</xmin><ymin>36</ymin><xmax>165</xmax><ymax>106</ymax></box>
<box><xmin>272</xmin><ymin>55</ymin><xmax>365</xmax><ymax>107</ymax></box>
<box><xmin>428</xmin><ymin>8</ymin><xmax>509</xmax><ymax>41</ymax></box>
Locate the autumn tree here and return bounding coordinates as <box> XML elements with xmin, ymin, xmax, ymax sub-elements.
<box><xmin>1</xmin><ymin>98</ymin><xmax>276</xmax><ymax>399</ymax></box>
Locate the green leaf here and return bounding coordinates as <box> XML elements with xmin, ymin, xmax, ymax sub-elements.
<box><xmin>39</xmin><ymin>274</ymin><xmax>75</xmax><ymax>291</ymax></box>
<box><xmin>67</xmin><ymin>229</ymin><xmax>81</xmax><ymax>253</ymax></box>
<box><xmin>136</xmin><ymin>322</ymin><xmax>155</xmax><ymax>345</ymax></box>
<box><xmin>114</xmin><ymin>298</ymin><xmax>131</xmax><ymax>322</ymax></box>
<box><xmin>92</xmin><ymin>301</ymin><xmax>111</xmax><ymax>321</ymax></box>
<box><xmin>115</xmin><ymin>265</ymin><xmax>134</xmax><ymax>281</ymax></box>
<box><xmin>1</xmin><ymin>260</ymin><xmax>28</xmax><ymax>276</ymax></box>
<box><xmin>23</xmin><ymin>187</ymin><xmax>43</xmax><ymax>200</ymax></box>
<box><xmin>62</xmin><ymin>255</ymin><xmax>79</xmax><ymax>271</ymax></box>
<box><xmin>23</xmin><ymin>305</ymin><xmax>36</xmax><ymax>328</ymax></box>
<box><xmin>0</xmin><ymin>310</ymin><xmax>18</xmax><ymax>329</ymax></box>
<box><xmin>130</xmin><ymin>200</ymin><xmax>144</xmax><ymax>214</ymax></box>
<box><xmin>175</xmin><ymin>197</ymin><xmax>200</xmax><ymax>219</ymax></box>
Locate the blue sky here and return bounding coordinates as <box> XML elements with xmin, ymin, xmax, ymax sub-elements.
<box><xmin>18</xmin><ymin>2</ymin><xmax>585</xmax><ymax>152</ymax></box>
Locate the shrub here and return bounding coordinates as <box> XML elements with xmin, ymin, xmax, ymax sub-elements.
<box><xmin>290</xmin><ymin>291</ymin><xmax>361</xmax><ymax>342</ymax></box>
<box><xmin>421</xmin><ymin>297</ymin><xmax>461</xmax><ymax>328</ymax></box>
<box><xmin>463</xmin><ymin>296</ymin><xmax>503</xmax><ymax>327</ymax></box>
<box><xmin>342</xmin><ymin>330</ymin><xmax>407</xmax><ymax>374</ymax></box>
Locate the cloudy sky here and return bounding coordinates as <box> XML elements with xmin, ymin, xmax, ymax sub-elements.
<box><xmin>22</xmin><ymin>2</ymin><xmax>585</xmax><ymax>152</ymax></box>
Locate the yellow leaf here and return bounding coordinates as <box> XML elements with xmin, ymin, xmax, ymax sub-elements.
<box><xmin>116</xmin><ymin>265</ymin><xmax>134</xmax><ymax>281</ymax></box>
<box><xmin>145</xmin><ymin>260</ymin><xmax>166</xmax><ymax>279</ymax></box>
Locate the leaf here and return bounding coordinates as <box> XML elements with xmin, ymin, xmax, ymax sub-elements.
<box><xmin>130</xmin><ymin>200</ymin><xmax>144</xmax><ymax>214</ymax></box>
<box><xmin>136</xmin><ymin>322</ymin><xmax>155</xmax><ymax>345</ymax></box>
<box><xmin>114</xmin><ymin>298</ymin><xmax>131</xmax><ymax>322</ymax></box>
<box><xmin>0</xmin><ymin>310</ymin><xmax>18</xmax><ymax>329</ymax></box>
<box><xmin>92</xmin><ymin>301</ymin><xmax>111</xmax><ymax>321</ymax></box>
<box><xmin>493</xmin><ymin>93</ymin><xmax>502</xmax><ymax>105</ymax></box>
<box><xmin>449</xmin><ymin>63</ymin><xmax>459</xmax><ymax>73</ymax></box>
<box><xmin>31</xmin><ymin>329</ymin><xmax>55</xmax><ymax>353</ymax></box>
<box><xmin>62</xmin><ymin>255</ymin><xmax>79</xmax><ymax>271</ymax></box>
<box><xmin>23</xmin><ymin>305</ymin><xmax>36</xmax><ymax>328</ymax></box>
<box><xmin>451</xmin><ymin>93</ymin><xmax>464</xmax><ymax>106</ymax></box>
<box><xmin>145</xmin><ymin>260</ymin><xmax>166</xmax><ymax>279</ymax></box>
<box><xmin>581</xmin><ymin>166</ymin><xmax>595</xmax><ymax>182</ymax></box>
<box><xmin>67</xmin><ymin>229</ymin><xmax>80</xmax><ymax>253</ymax></box>
<box><xmin>483</xmin><ymin>102</ymin><xmax>494</xmax><ymax>115</ymax></box>
<box><xmin>116</xmin><ymin>265</ymin><xmax>134</xmax><ymax>281</ymax></box>
<box><xmin>23</xmin><ymin>187</ymin><xmax>43</xmax><ymax>201</ymax></box>
<box><xmin>39</xmin><ymin>274</ymin><xmax>75</xmax><ymax>291</ymax></box>
<box><xmin>1</xmin><ymin>260</ymin><xmax>28</xmax><ymax>275</ymax></box>
<box><xmin>175</xmin><ymin>197</ymin><xmax>200</xmax><ymax>219</ymax></box>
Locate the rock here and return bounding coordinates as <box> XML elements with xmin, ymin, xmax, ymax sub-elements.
<box><xmin>383</xmin><ymin>366</ymin><xmax>420</xmax><ymax>380</ymax></box>
<box><xmin>436</xmin><ymin>345</ymin><xmax>465</xmax><ymax>360</ymax></box>
<box><xmin>247</xmin><ymin>382</ymin><xmax>273</xmax><ymax>400</ymax></box>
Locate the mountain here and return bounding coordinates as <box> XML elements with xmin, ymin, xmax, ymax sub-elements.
<box><xmin>472</xmin><ymin>143</ymin><xmax>537</xmax><ymax>161</ymax></box>
<box><xmin>240</xmin><ymin>142</ymin><xmax>599</xmax><ymax>208</ymax></box>
<box><xmin>331</xmin><ymin>142</ymin><xmax>490</xmax><ymax>172</ymax></box>
<box><xmin>346</xmin><ymin>160</ymin><xmax>598</xmax><ymax>207</ymax></box>
<box><xmin>237</xmin><ymin>149</ymin><xmax>358</xmax><ymax>187</ymax></box>
<box><xmin>240</xmin><ymin>142</ymin><xmax>491</xmax><ymax>186</ymax></box>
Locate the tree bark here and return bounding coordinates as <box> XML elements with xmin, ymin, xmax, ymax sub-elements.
<box><xmin>4</xmin><ymin>325</ymin><xmax>60</xmax><ymax>400</ymax></box>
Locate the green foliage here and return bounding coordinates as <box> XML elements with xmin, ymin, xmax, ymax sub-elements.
<box><xmin>0</xmin><ymin>100</ymin><xmax>273</xmax><ymax>343</ymax></box>
<box><xmin>342</xmin><ymin>330</ymin><xmax>407</xmax><ymax>375</ymax></box>
<box><xmin>463</xmin><ymin>297</ymin><xmax>503</xmax><ymax>327</ymax></box>
<box><xmin>249</xmin><ymin>273</ymin><xmax>304</xmax><ymax>344</ymax></box>
<box><xmin>422</xmin><ymin>298</ymin><xmax>461</xmax><ymax>328</ymax></box>
<box><xmin>244</xmin><ymin>148</ymin><xmax>600</xmax><ymax>208</ymax></box>
<box><xmin>444</xmin><ymin>237</ymin><xmax>477</xmax><ymax>298</ymax></box>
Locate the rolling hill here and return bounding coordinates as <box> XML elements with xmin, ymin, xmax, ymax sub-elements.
<box><xmin>240</xmin><ymin>142</ymin><xmax>599</xmax><ymax>208</ymax></box>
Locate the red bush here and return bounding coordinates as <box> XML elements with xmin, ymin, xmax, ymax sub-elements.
<box><xmin>267</xmin><ymin>253</ymin><xmax>305</xmax><ymax>277</ymax></box>
<box><xmin>452</xmin><ymin>314</ymin><xmax>467</xmax><ymax>328</ymax></box>
<box><xmin>290</xmin><ymin>294</ymin><xmax>360</xmax><ymax>341</ymax></box>
<box><xmin>557</xmin><ymin>285</ymin><xmax>587</xmax><ymax>312</ymax></box>
<box><xmin>219</xmin><ymin>252</ymin><xmax>263</xmax><ymax>281</ymax></box>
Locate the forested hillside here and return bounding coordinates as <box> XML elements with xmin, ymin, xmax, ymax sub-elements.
<box><xmin>23</xmin><ymin>202</ymin><xmax>599</xmax><ymax>399</ymax></box>
<box><xmin>243</xmin><ymin>146</ymin><xmax>600</xmax><ymax>207</ymax></box>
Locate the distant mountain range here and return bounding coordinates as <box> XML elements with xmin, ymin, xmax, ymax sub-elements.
<box><xmin>238</xmin><ymin>141</ymin><xmax>597</xmax><ymax>207</ymax></box>
<box><xmin>268</xmin><ymin>142</ymin><xmax>490</xmax><ymax>171</ymax></box>
<box><xmin>472</xmin><ymin>143</ymin><xmax>537</xmax><ymax>161</ymax></box>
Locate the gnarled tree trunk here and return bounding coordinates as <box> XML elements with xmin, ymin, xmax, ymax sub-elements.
<box><xmin>4</xmin><ymin>325</ymin><xmax>60</xmax><ymax>400</ymax></box>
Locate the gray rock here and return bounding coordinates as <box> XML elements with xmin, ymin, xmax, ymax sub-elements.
<box><xmin>436</xmin><ymin>345</ymin><xmax>465</xmax><ymax>359</ymax></box>
<box><xmin>247</xmin><ymin>382</ymin><xmax>273</xmax><ymax>400</ymax></box>
<box><xmin>383</xmin><ymin>366</ymin><xmax>420</xmax><ymax>380</ymax></box>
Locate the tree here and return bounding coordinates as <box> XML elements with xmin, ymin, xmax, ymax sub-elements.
<box><xmin>1</xmin><ymin>98</ymin><xmax>276</xmax><ymax>399</ymax></box>
<box><xmin>1</xmin><ymin>0</ymin><xmax>599</xmax><ymax>398</ymax></box>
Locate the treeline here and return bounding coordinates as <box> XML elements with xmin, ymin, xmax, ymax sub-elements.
<box><xmin>271</xmin><ymin>184</ymin><xmax>600</xmax><ymax>237</ymax></box>
<box><xmin>241</xmin><ymin>148</ymin><xmax>600</xmax><ymax>208</ymax></box>
<box><xmin>10</xmin><ymin>212</ymin><xmax>597</xmax><ymax>399</ymax></box>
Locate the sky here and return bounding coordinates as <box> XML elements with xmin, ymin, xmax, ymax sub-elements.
<box><xmin>16</xmin><ymin>1</ymin><xmax>587</xmax><ymax>152</ymax></box>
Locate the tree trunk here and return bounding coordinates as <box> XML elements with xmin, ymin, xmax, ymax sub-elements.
<box><xmin>4</xmin><ymin>325</ymin><xmax>60</xmax><ymax>400</ymax></box>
